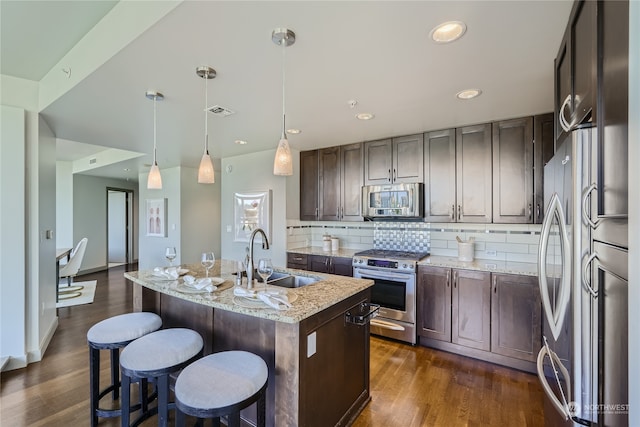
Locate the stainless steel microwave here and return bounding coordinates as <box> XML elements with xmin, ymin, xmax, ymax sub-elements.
<box><xmin>362</xmin><ymin>183</ymin><xmax>423</xmax><ymax>219</ymax></box>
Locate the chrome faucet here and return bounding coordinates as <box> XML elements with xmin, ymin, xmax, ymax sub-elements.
<box><xmin>246</xmin><ymin>228</ymin><xmax>270</xmax><ymax>288</ymax></box>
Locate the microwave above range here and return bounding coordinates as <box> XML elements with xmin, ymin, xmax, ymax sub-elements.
<box><xmin>362</xmin><ymin>183</ymin><xmax>423</xmax><ymax>219</ymax></box>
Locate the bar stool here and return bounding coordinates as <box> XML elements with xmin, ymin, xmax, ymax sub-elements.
<box><xmin>120</xmin><ymin>328</ymin><xmax>203</xmax><ymax>427</ymax></box>
<box><xmin>174</xmin><ymin>351</ymin><xmax>268</xmax><ymax>427</ymax></box>
<box><xmin>87</xmin><ymin>312</ymin><xmax>162</xmax><ymax>427</ymax></box>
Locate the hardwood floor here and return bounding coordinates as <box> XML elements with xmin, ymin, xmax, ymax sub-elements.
<box><xmin>0</xmin><ymin>265</ymin><xmax>544</xmax><ymax>426</ymax></box>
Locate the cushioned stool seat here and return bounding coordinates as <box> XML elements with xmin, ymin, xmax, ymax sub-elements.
<box><xmin>120</xmin><ymin>328</ymin><xmax>203</xmax><ymax>427</ymax></box>
<box><xmin>87</xmin><ymin>312</ymin><xmax>162</xmax><ymax>427</ymax></box>
<box><xmin>174</xmin><ymin>351</ymin><xmax>268</xmax><ymax>427</ymax></box>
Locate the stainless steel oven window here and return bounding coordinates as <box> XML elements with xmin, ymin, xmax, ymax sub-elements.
<box><xmin>369</xmin><ymin>277</ymin><xmax>406</xmax><ymax>311</ymax></box>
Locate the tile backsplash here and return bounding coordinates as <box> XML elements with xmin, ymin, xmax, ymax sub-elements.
<box><xmin>287</xmin><ymin>220</ymin><xmax>542</xmax><ymax>263</ymax></box>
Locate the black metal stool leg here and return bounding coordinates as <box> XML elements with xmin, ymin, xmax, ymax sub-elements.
<box><xmin>157</xmin><ymin>374</ymin><xmax>169</xmax><ymax>427</ymax></box>
<box><xmin>228</xmin><ymin>412</ymin><xmax>241</xmax><ymax>427</ymax></box>
<box><xmin>121</xmin><ymin>373</ymin><xmax>131</xmax><ymax>427</ymax></box>
<box><xmin>111</xmin><ymin>348</ymin><xmax>120</xmax><ymax>400</ymax></box>
<box><xmin>257</xmin><ymin>390</ymin><xmax>266</xmax><ymax>427</ymax></box>
<box><xmin>89</xmin><ymin>346</ymin><xmax>100</xmax><ymax>427</ymax></box>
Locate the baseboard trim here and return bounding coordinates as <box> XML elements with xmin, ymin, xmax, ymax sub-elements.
<box><xmin>2</xmin><ymin>354</ymin><xmax>27</xmax><ymax>371</ymax></box>
<box><xmin>27</xmin><ymin>316</ymin><xmax>59</xmax><ymax>364</ymax></box>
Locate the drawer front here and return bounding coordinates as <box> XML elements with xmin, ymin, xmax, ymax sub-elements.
<box><xmin>287</xmin><ymin>253</ymin><xmax>308</xmax><ymax>266</ymax></box>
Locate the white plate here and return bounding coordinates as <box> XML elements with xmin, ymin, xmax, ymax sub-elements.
<box><xmin>233</xmin><ymin>292</ymin><xmax>297</xmax><ymax>309</ymax></box>
<box><xmin>176</xmin><ymin>277</ymin><xmax>225</xmax><ymax>293</ymax></box>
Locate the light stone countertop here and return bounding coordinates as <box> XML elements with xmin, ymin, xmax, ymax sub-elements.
<box><xmin>419</xmin><ymin>255</ymin><xmax>538</xmax><ymax>277</ymax></box>
<box><xmin>124</xmin><ymin>259</ymin><xmax>373</xmax><ymax>324</ymax></box>
<box><xmin>287</xmin><ymin>246</ymin><xmax>361</xmax><ymax>258</ymax></box>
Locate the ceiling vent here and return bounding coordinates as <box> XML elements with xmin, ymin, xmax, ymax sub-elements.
<box><xmin>207</xmin><ymin>105</ymin><xmax>235</xmax><ymax>117</ymax></box>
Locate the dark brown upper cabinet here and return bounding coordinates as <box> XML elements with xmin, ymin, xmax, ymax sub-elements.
<box><xmin>364</xmin><ymin>134</ymin><xmax>423</xmax><ymax>185</ymax></box>
<box><xmin>318</xmin><ymin>143</ymin><xmax>363</xmax><ymax>221</ymax></box>
<box><xmin>492</xmin><ymin>117</ymin><xmax>534</xmax><ymax>223</ymax></box>
<box><xmin>424</xmin><ymin>129</ymin><xmax>456</xmax><ymax>222</ymax></box>
<box><xmin>555</xmin><ymin>0</ymin><xmax>597</xmax><ymax>142</ymax></box>
<box><xmin>533</xmin><ymin>113</ymin><xmax>555</xmax><ymax>224</ymax></box>
<box><xmin>456</xmin><ymin>124</ymin><xmax>492</xmax><ymax>223</ymax></box>
<box><xmin>300</xmin><ymin>150</ymin><xmax>319</xmax><ymax>220</ymax></box>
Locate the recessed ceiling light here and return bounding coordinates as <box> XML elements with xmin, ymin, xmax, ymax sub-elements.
<box><xmin>123</xmin><ymin>168</ymin><xmax>130</xmax><ymax>172</ymax></box>
<box><xmin>286</xmin><ymin>128</ymin><xmax>301</xmax><ymax>135</ymax></box>
<box><xmin>234</xmin><ymin>139</ymin><xmax>248</xmax><ymax>145</ymax></box>
<box><xmin>356</xmin><ymin>113</ymin><xmax>375</xmax><ymax>121</ymax></box>
<box><xmin>430</xmin><ymin>21</ymin><xmax>467</xmax><ymax>43</ymax></box>
<box><xmin>456</xmin><ymin>89</ymin><xmax>482</xmax><ymax>100</ymax></box>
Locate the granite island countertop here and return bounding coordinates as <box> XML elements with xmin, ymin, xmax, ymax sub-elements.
<box><xmin>124</xmin><ymin>259</ymin><xmax>373</xmax><ymax>324</ymax></box>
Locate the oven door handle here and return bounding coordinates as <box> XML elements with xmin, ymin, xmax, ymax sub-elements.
<box><xmin>356</xmin><ymin>270</ymin><xmax>412</xmax><ymax>281</ymax></box>
<box><xmin>370</xmin><ymin>318</ymin><xmax>405</xmax><ymax>331</ymax></box>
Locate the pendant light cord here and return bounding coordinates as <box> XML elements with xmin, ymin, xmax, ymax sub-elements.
<box><xmin>153</xmin><ymin>95</ymin><xmax>158</xmax><ymax>165</ymax></box>
<box><xmin>204</xmin><ymin>72</ymin><xmax>209</xmax><ymax>154</ymax></box>
<box><xmin>281</xmin><ymin>35</ymin><xmax>286</xmax><ymax>140</ymax></box>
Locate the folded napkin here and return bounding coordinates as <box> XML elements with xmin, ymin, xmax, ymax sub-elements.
<box><xmin>183</xmin><ymin>275</ymin><xmax>216</xmax><ymax>292</ymax></box>
<box><xmin>257</xmin><ymin>291</ymin><xmax>291</xmax><ymax>310</ymax></box>
<box><xmin>233</xmin><ymin>287</ymin><xmax>256</xmax><ymax>298</ymax></box>
<box><xmin>152</xmin><ymin>267</ymin><xmax>179</xmax><ymax>280</ymax></box>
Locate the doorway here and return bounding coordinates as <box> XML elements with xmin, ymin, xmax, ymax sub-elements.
<box><xmin>107</xmin><ymin>188</ymin><xmax>134</xmax><ymax>267</ymax></box>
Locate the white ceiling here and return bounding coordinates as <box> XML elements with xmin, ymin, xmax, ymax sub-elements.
<box><xmin>1</xmin><ymin>1</ymin><xmax>572</xmax><ymax>182</ymax></box>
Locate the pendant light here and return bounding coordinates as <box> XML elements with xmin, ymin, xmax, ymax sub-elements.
<box><xmin>196</xmin><ymin>66</ymin><xmax>216</xmax><ymax>184</ymax></box>
<box><xmin>146</xmin><ymin>90</ymin><xmax>164</xmax><ymax>189</ymax></box>
<box><xmin>272</xmin><ymin>28</ymin><xmax>295</xmax><ymax>176</ymax></box>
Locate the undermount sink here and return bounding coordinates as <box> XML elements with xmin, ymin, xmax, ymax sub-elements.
<box><xmin>234</xmin><ymin>270</ymin><xmax>320</xmax><ymax>288</ymax></box>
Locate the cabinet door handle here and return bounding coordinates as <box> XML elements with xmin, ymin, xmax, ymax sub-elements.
<box><xmin>341</xmin><ymin>206</ymin><xmax>344</xmax><ymax>219</ymax></box>
<box><xmin>315</xmin><ymin>207</ymin><xmax>319</xmax><ymax>220</ymax></box>
<box><xmin>457</xmin><ymin>205</ymin><xmax>461</xmax><ymax>221</ymax></box>
<box><xmin>337</xmin><ymin>207</ymin><xmax>340</xmax><ymax>219</ymax></box>
<box><xmin>446</xmin><ymin>270</ymin><xmax>451</xmax><ymax>288</ymax></box>
<box><xmin>388</xmin><ymin>169</ymin><xmax>391</xmax><ymax>182</ymax></box>
<box><xmin>325</xmin><ymin>258</ymin><xmax>329</xmax><ymax>268</ymax></box>
<box><xmin>329</xmin><ymin>258</ymin><xmax>334</xmax><ymax>273</ymax></box>
<box><xmin>536</xmin><ymin>204</ymin><xmax>541</xmax><ymax>221</ymax></box>
<box><xmin>493</xmin><ymin>276</ymin><xmax>497</xmax><ymax>294</ymax></box>
<box><xmin>528</xmin><ymin>204</ymin><xmax>532</xmax><ymax>221</ymax></box>
<box><xmin>451</xmin><ymin>205</ymin><xmax>455</xmax><ymax>221</ymax></box>
<box><xmin>558</xmin><ymin>94</ymin><xmax>573</xmax><ymax>132</ymax></box>
<box><xmin>453</xmin><ymin>271</ymin><xmax>457</xmax><ymax>288</ymax></box>
<box><xmin>393</xmin><ymin>168</ymin><xmax>397</xmax><ymax>181</ymax></box>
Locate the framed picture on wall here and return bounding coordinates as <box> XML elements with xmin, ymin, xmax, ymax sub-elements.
<box><xmin>146</xmin><ymin>198</ymin><xmax>167</xmax><ymax>237</ymax></box>
<box><xmin>234</xmin><ymin>190</ymin><xmax>271</xmax><ymax>243</ymax></box>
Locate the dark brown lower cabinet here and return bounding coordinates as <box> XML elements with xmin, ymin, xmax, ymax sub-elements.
<box><xmin>490</xmin><ymin>273</ymin><xmax>541</xmax><ymax>362</ymax></box>
<box><xmin>286</xmin><ymin>252</ymin><xmax>308</xmax><ymax>270</ymax></box>
<box><xmin>417</xmin><ymin>266</ymin><xmax>542</xmax><ymax>372</ymax></box>
<box><xmin>452</xmin><ymin>269</ymin><xmax>491</xmax><ymax>351</ymax></box>
<box><xmin>308</xmin><ymin>254</ymin><xmax>353</xmax><ymax>277</ymax></box>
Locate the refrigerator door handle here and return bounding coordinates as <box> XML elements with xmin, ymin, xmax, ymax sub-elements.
<box><xmin>581</xmin><ymin>183</ymin><xmax>601</xmax><ymax>229</ymax></box>
<box><xmin>581</xmin><ymin>252</ymin><xmax>599</xmax><ymax>299</ymax></box>
<box><xmin>538</xmin><ymin>193</ymin><xmax>572</xmax><ymax>341</ymax></box>
<box><xmin>559</xmin><ymin>95</ymin><xmax>573</xmax><ymax>132</ymax></box>
<box><xmin>536</xmin><ymin>340</ymin><xmax>572</xmax><ymax>421</ymax></box>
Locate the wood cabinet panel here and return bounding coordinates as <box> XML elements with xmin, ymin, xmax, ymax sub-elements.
<box><xmin>340</xmin><ymin>143</ymin><xmax>364</xmax><ymax>221</ymax></box>
<box><xmin>456</xmin><ymin>124</ymin><xmax>492</xmax><ymax>223</ymax></box>
<box><xmin>393</xmin><ymin>134</ymin><xmax>424</xmax><ymax>183</ymax></box>
<box><xmin>319</xmin><ymin>147</ymin><xmax>341</xmax><ymax>221</ymax></box>
<box><xmin>492</xmin><ymin>117</ymin><xmax>534</xmax><ymax>223</ymax></box>
<box><xmin>490</xmin><ymin>274</ymin><xmax>541</xmax><ymax>362</ymax></box>
<box><xmin>534</xmin><ymin>113</ymin><xmax>555</xmax><ymax>224</ymax></box>
<box><xmin>424</xmin><ymin>129</ymin><xmax>456</xmax><ymax>222</ymax></box>
<box><xmin>309</xmin><ymin>255</ymin><xmax>352</xmax><ymax>277</ymax></box>
<box><xmin>300</xmin><ymin>150</ymin><xmax>319</xmax><ymax>220</ymax></box>
<box><xmin>363</xmin><ymin>139</ymin><xmax>392</xmax><ymax>185</ymax></box>
<box><xmin>451</xmin><ymin>269</ymin><xmax>491</xmax><ymax>351</ymax></box>
<box><xmin>417</xmin><ymin>266</ymin><xmax>451</xmax><ymax>342</ymax></box>
<box><xmin>287</xmin><ymin>253</ymin><xmax>309</xmax><ymax>271</ymax></box>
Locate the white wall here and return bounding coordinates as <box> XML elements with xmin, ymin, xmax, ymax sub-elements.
<box><xmin>73</xmin><ymin>175</ymin><xmax>137</xmax><ymax>272</ymax></box>
<box><xmin>221</xmin><ymin>150</ymin><xmax>292</xmax><ymax>268</ymax></box>
<box><xmin>628</xmin><ymin>2</ymin><xmax>639</xmax><ymax>424</ymax></box>
<box><xmin>0</xmin><ymin>105</ymin><xmax>27</xmax><ymax>368</ymax></box>
<box><xmin>32</xmin><ymin>116</ymin><xmax>57</xmax><ymax>363</ymax></box>
<box><xmin>108</xmin><ymin>191</ymin><xmax>126</xmax><ymax>262</ymax></box>
<box><xmin>137</xmin><ymin>165</ymin><xmax>221</xmax><ymax>270</ymax></box>
<box><xmin>55</xmin><ymin>161</ymin><xmax>74</xmax><ymax>249</ymax></box>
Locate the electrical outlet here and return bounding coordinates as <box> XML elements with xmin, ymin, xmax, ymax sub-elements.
<box><xmin>486</xmin><ymin>250</ymin><xmax>497</xmax><ymax>257</ymax></box>
<box><xmin>226</xmin><ymin>225</ymin><xmax>232</xmax><ymax>233</ymax></box>
<box><xmin>307</xmin><ymin>332</ymin><xmax>316</xmax><ymax>358</ymax></box>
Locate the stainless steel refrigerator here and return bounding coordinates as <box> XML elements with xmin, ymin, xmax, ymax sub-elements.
<box><xmin>536</xmin><ymin>125</ymin><xmax>628</xmax><ymax>427</ymax></box>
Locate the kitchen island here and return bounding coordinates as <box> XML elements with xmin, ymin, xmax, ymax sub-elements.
<box><xmin>125</xmin><ymin>260</ymin><xmax>374</xmax><ymax>427</ymax></box>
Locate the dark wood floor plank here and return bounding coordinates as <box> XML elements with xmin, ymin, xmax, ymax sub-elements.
<box><xmin>1</xmin><ymin>264</ymin><xmax>544</xmax><ymax>426</ymax></box>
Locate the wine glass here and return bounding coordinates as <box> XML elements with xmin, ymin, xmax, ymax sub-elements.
<box><xmin>257</xmin><ymin>258</ymin><xmax>273</xmax><ymax>291</ymax></box>
<box><xmin>201</xmin><ymin>252</ymin><xmax>215</xmax><ymax>277</ymax></box>
<box><xmin>165</xmin><ymin>247</ymin><xmax>177</xmax><ymax>267</ymax></box>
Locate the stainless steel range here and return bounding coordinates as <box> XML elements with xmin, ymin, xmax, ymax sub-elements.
<box><xmin>352</xmin><ymin>249</ymin><xmax>429</xmax><ymax>344</ymax></box>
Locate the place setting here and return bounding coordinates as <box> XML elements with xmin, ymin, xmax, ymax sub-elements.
<box><xmin>232</xmin><ymin>258</ymin><xmax>296</xmax><ymax>310</ymax></box>
<box><xmin>172</xmin><ymin>252</ymin><xmax>231</xmax><ymax>297</ymax></box>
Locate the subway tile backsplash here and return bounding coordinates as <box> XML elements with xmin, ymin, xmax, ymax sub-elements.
<box><xmin>286</xmin><ymin>220</ymin><xmax>542</xmax><ymax>263</ymax></box>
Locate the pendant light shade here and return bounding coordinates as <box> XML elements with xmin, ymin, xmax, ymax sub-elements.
<box><xmin>196</xmin><ymin>66</ymin><xmax>216</xmax><ymax>184</ymax></box>
<box><xmin>272</xmin><ymin>28</ymin><xmax>295</xmax><ymax>176</ymax></box>
<box><xmin>146</xmin><ymin>91</ymin><xmax>164</xmax><ymax>189</ymax></box>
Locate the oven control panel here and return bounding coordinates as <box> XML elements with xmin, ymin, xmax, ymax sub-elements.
<box><xmin>352</xmin><ymin>256</ymin><xmax>416</xmax><ymax>273</ymax></box>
